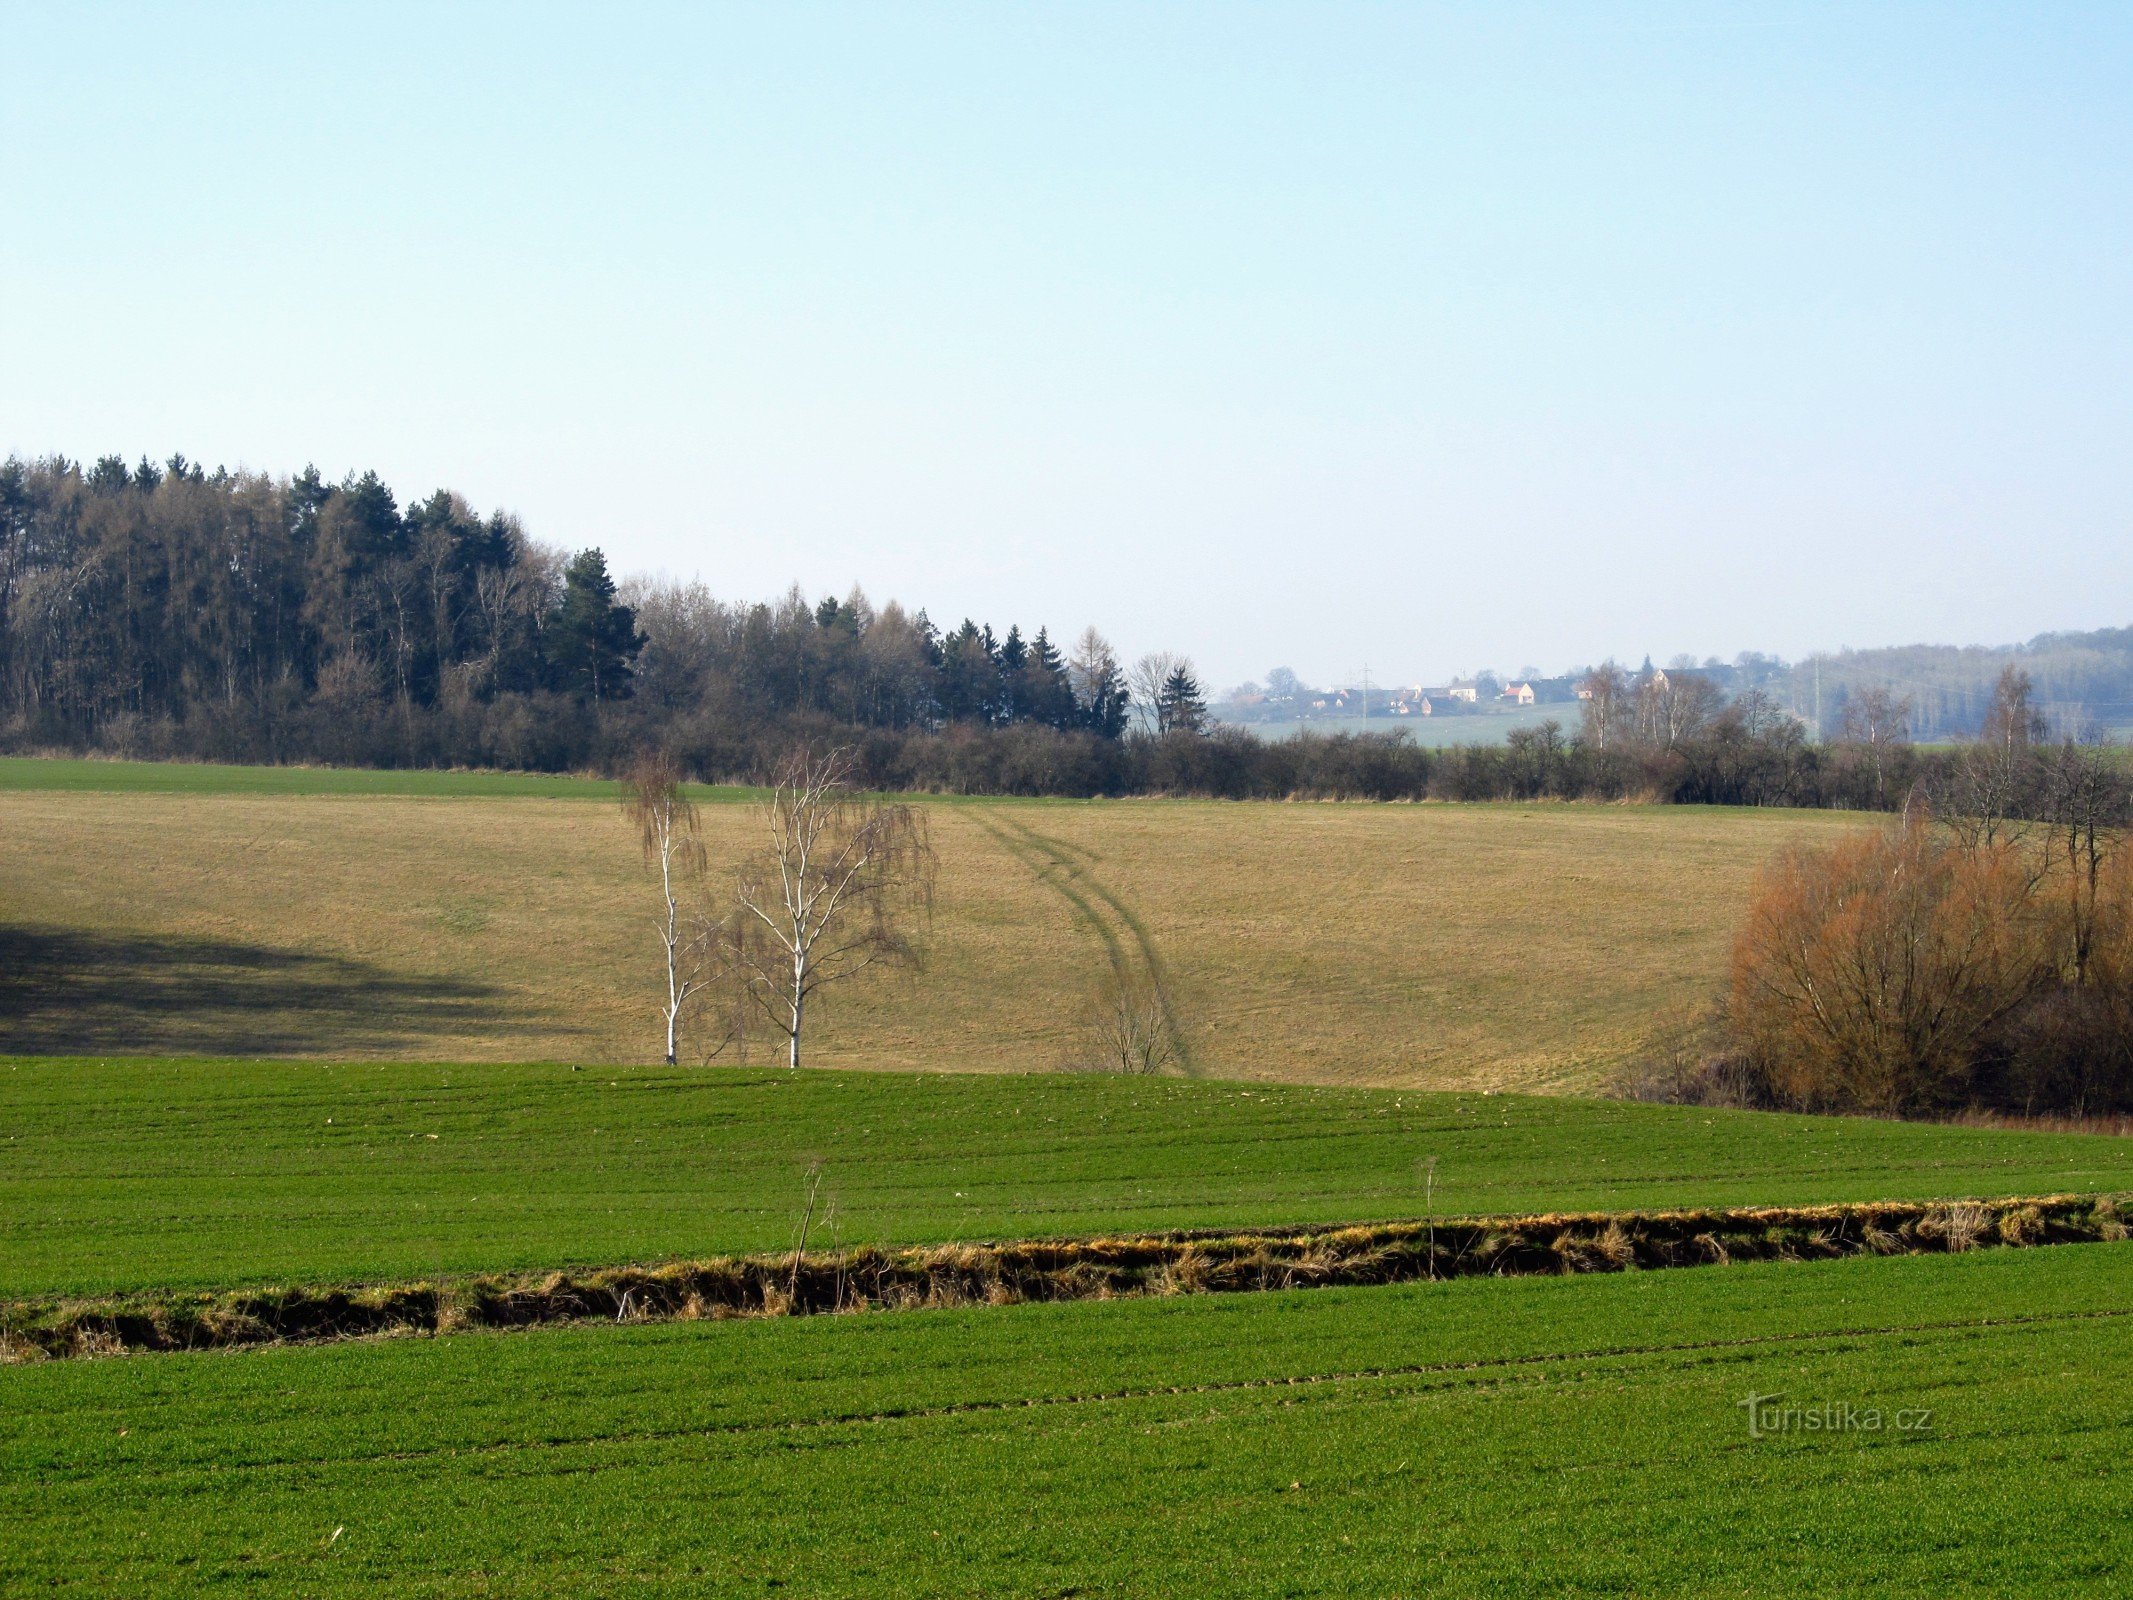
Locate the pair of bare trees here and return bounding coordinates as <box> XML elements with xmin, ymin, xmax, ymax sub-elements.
<box><xmin>1127</xmin><ymin>651</ymin><xmax>1208</xmax><ymax>736</ymax></box>
<box><xmin>623</xmin><ymin>747</ymin><xmax>934</xmax><ymax>1069</ymax></box>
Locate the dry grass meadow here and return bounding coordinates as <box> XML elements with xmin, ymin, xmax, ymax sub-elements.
<box><xmin>0</xmin><ymin>790</ymin><xmax>1865</xmax><ymax>1091</ymax></box>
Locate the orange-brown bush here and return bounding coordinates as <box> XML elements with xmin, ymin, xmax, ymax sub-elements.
<box><xmin>1727</xmin><ymin>811</ymin><xmax>2133</xmax><ymax>1117</ymax></box>
<box><xmin>1728</xmin><ymin>815</ymin><xmax>2052</xmax><ymax>1114</ymax></box>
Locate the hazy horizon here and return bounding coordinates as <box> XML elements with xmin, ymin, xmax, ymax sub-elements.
<box><xmin>8</xmin><ymin>3</ymin><xmax>2129</xmax><ymax>690</ymax></box>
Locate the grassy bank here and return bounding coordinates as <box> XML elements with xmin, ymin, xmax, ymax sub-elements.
<box><xmin>7</xmin><ymin>1059</ymin><xmax>2133</xmax><ymax>1299</ymax></box>
<box><xmin>8</xmin><ymin>1244</ymin><xmax>2129</xmax><ymax>1594</ymax></box>
<box><xmin>9</xmin><ymin>1194</ymin><xmax>2117</xmax><ymax>1360</ymax></box>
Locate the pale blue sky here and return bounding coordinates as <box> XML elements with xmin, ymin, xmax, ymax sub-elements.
<box><xmin>5</xmin><ymin>3</ymin><xmax>2129</xmax><ymax>689</ymax></box>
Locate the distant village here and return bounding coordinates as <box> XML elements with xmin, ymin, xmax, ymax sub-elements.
<box><xmin>1217</xmin><ymin>636</ymin><xmax>2133</xmax><ymax>742</ymax></box>
<box><xmin>1223</xmin><ymin>670</ymin><xmax>1622</xmax><ymax>723</ymax></box>
<box><xmin>1370</xmin><ymin>675</ymin><xmax>1585</xmax><ymax>716</ymax></box>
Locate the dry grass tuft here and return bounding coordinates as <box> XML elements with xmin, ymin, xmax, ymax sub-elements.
<box><xmin>2094</xmin><ymin>1195</ymin><xmax>2128</xmax><ymax>1242</ymax></box>
<box><xmin>1921</xmin><ymin>1202</ymin><xmax>1993</xmax><ymax>1252</ymax></box>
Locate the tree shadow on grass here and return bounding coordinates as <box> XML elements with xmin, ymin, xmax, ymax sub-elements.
<box><xmin>0</xmin><ymin>925</ymin><xmax>519</xmax><ymax>1056</ymax></box>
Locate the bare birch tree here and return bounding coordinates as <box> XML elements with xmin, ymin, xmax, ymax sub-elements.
<box><xmin>1936</xmin><ymin>671</ymin><xmax>2049</xmax><ymax>852</ymax></box>
<box><xmin>1838</xmin><ymin>685</ymin><xmax>1915</xmax><ymax>807</ymax></box>
<box><xmin>623</xmin><ymin>749</ymin><xmax>719</xmax><ymax>1065</ymax></box>
<box><xmin>727</xmin><ymin>747</ymin><xmax>935</xmax><ymax>1069</ymax></box>
<box><xmin>1578</xmin><ymin>662</ymin><xmax>1630</xmax><ymax>751</ymax></box>
<box><xmin>1632</xmin><ymin>670</ymin><xmax>1723</xmax><ymax>753</ymax></box>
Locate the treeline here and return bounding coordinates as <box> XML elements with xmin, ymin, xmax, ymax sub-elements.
<box><xmin>0</xmin><ymin>452</ymin><xmax>2111</xmax><ymax>811</ymax></box>
<box><xmin>0</xmin><ymin>454</ymin><xmax>1138</xmax><ymax>773</ymax></box>
<box><xmin>799</xmin><ymin>659</ymin><xmax>2045</xmax><ymax>807</ymax></box>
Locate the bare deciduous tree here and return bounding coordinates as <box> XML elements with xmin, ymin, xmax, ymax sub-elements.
<box><xmin>727</xmin><ymin>747</ymin><xmax>935</xmax><ymax>1069</ymax></box>
<box><xmin>1633</xmin><ymin>669</ymin><xmax>1723</xmax><ymax>753</ymax></box>
<box><xmin>1067</xmin><ymin>626</ymin><xmax>1129</xmax><ymax>736</ymax></box>
<box><xmin>623</xmin><ymin>749</ymin><xmax>718</xmax><ymax>1065</ymax></box>
<box><xmin>1731</xmin><ymin>688</ymin><xmax>1793</xmax><ymax>741</ymax></box>
<box><xmin>2040</xmin><ymin>738</ymin><xmax>2133</xmax><ymax>986</ymax></box>
<box><xmin>1837</xmin><ymin>685</ymin><xmax>1914</xmax><ymax>806</ymax></box>
<box><xmin>1129</xmin><ymin>651</ymin><xmax>1185</xmax><ymax>734</ymax></box>
<box><xmin>1935</xmin><ymin>685</ymin><xmax>2049</xmax><ymax>853</ymax></box>
<box><xmin>1084</xmin><ymin>967</ymin><xmax>1182</xmax><ymax>1075</ymax></box>
<box><xmin>1577</xmin><ymin>662</ymin><xmax>1630</xmax><ymax>751</ymax></box>
<box><xmin>1981</xmin><ymin>665</ymin><xmax>2048</xmax><ymax>752</ymax></box>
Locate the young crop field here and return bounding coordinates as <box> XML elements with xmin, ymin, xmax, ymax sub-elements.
<box><xmin>0</xmin><ymin>756</ymin><xmax>1868</xmax><ymax>1089</ymax></box>
<box><xmin>7</xmin><ymin>1058</ymin><xmax>2133</xmax><ymax>1299</ymax></box>
<box><xmin>7</xmin><ymin>1243</ymin><xmax>2130</xmax><ymax>1596</ymax></box>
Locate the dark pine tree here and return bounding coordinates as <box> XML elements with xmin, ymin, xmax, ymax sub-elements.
<box><xmin>938</xmin><ymin>619</ymin><xmax>1000</xmax><ymax>723</ymax></box>
<box><xmin>1157</xmin><ymin>665</ymin><xmax>1208</xmax><ymax>735</ymax></box>
<box><xmin>550</xmin><ymin>548</ymin><xmax>643</xmax><ymax>701</ymax></box>
<box><xmin>1083</xmin><ymin>655</ymin><xmax>1130</xmax><ymax>739</ymax></box>
<box><xmin>996</xmin><ymin>625</ymin><xmax>1028</xmax><ymax>719</ymax></box>
<box><xmin>1018</xmin><ymin>625</ymin><xmax>1077</xmax><ymax>729</ymax></box>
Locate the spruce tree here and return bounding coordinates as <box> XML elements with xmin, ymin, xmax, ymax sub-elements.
<box><xmin>1023</xmin><ymin>626</ymin><xmax>1077</xmax><ymax>729</ymax></box>
<box><xmin>549</xmin><ymin>548</ymin><xmax>643</xmax><ymax>701</ymax></box>
<box><xmin>1157</xmin><ymin>665</ymin><xmax>1208</xmax><ymax>735</ymax></box>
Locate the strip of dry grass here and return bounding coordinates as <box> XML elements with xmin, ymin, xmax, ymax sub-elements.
<box><xmin>8</xmin><ymin>1192</ymin><xmax>2114</xmax><ymax>1361</ymax></box>
<box><xmin>0</xmin><ymin>790</ymin><xmax>1862</xmax><ymax>1088</ymax></box>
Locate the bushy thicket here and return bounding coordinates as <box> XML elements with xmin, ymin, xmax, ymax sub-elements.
<box><xmin>1652</xmin><ymin>738</ymin><xmax>2133</xmax><ymax>1119</ymax></box>
<box><xmin>774</xmin><ymin>716</ymin><xmax>1990</xmax><ymax>808</ymax></box>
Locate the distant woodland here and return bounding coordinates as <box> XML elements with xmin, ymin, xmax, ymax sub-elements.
<box><xmin>3</xmin><ymin>452</ymin><xmax>2127</xmax><ymax>807</ymax></box>
<box><xmin>1791</xmin><ymin>634</ymin><xmax>2133</xmax><ymax>742</ymax></box>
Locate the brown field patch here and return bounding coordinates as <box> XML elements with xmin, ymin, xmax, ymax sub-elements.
<box><xmin>0</xmin><ymin>793</ymin><xmax>1863</xmax><ymax>1088</ymax></box>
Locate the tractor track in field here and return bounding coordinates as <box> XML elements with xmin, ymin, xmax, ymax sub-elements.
<box><xmin>968</xmin><ymin>809</ymin><xmax>1196</xmax><ymax>1075</ymax></box>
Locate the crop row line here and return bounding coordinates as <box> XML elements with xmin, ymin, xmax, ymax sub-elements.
<box><xmin>28</xmin><ymin>1301</ymin><xmax>2118</xmax><ymax>1491</ymax></box>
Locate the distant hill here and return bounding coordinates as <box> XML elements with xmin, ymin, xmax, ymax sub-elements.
<box><xmin>1786</xmin><ymin>626</ymin><xmax>2133</xmax><ymax>741</ymax></box>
